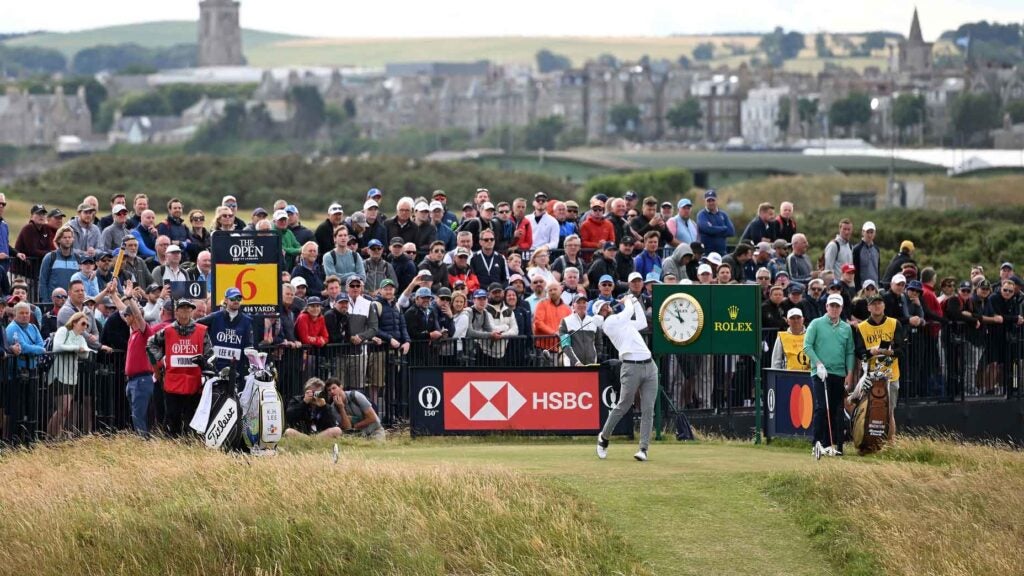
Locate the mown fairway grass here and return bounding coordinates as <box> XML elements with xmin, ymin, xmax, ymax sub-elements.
<box><xmin>1</xmin><ymin>434</ymin><xmax>1021</xmax><ymax>575</ymax></box>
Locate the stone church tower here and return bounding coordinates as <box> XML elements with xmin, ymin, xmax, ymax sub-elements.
<box><xmin>897</xmin><ymin>8</ymin><xmax>933</xmax><ymax>74</ymax></box>
<box><xmin>198</xmin><ymin>0</ymin><xmax>244</xmax><ymax>67</ymax></box>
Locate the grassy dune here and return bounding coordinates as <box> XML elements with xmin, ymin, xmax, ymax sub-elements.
<box><xmin>0</xmin><ymin>436</ymin><xmax>646</xmax><ymax>576</ymax></box>
<box><xmin>766</xmin><ymin>436</ymin><xmax>1024</xmax><ymax>576</ymax></box>
<box><xmin>1</xmin><ymin>432</ymin><xmax>1020</xmax><ymax>575</ymax></box>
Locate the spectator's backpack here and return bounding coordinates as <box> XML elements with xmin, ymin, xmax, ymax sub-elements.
<box><xmin>37</xmin><ymin>335</ymin><xmax>55</xmax><ymax>374</ymax></box>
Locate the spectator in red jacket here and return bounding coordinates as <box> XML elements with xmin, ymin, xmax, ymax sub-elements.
<box><xmin>580</xmin><ymin>198</ymin><xmax>615</xmax><ymax>251</ymax></box>
<box><xmin>295</xmin><ymin>296</ymin><xmax>328</xmax><ymax>347</ymax></box>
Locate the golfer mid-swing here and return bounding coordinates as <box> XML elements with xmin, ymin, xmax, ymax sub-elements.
<box><xmin>803</xmin><ymin>293</ymin><xmax>855</xmax><ymax>459</ymax></box>
<box><xmin>595</xmin><ymin>294</ymin><xmax>657</xmax><ymax>462</ymax></box>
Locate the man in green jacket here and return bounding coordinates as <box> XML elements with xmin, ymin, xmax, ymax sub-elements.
<box><xmin>803</xmin><ymin>292</ymin><xmax>855</xmax><ymax>458</ymax></box>
<box><xmin>273</xmin><ymin>210</ymin><xmax>302</xmax><ymax>269</ymax></box>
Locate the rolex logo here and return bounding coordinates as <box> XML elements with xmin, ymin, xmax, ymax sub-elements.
<box><xmin>728</xmin><ymin>305</ymin><xmax>739</xmax><ymax>320</ymax></box>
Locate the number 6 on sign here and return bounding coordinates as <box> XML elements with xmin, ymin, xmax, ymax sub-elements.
<box><xmin>235</xmin><ymin>267</ymin><xmax>258</xmax><ymax>300</ymax></box>
<box><xmin>214</xmin><ymin>263</ymin><xmax>279</xmax><ymax>313</ymax></box>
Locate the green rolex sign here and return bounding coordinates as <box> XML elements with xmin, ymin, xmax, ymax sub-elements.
<box><xmin>652</xmin><ymin>284</ymin><xmax>762</xmax><ymax>356</ymax></box>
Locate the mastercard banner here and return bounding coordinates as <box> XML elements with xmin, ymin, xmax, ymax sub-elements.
<box><xmin>764</xmin><ymin>369</ymin><xmax>815</xmax><ymax>440</ymax></box>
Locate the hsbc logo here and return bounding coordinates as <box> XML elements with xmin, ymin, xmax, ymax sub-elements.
<box><xmin>451</xmin><ymin>381</ymin><xmax>526</xmax><ymax>421</ymax></box>
<box><xmin>438</xmin><ymin>372</ymin><xmax>602</xmax><ymax>432</ymax></box>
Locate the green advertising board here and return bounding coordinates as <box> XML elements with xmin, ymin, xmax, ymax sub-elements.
<box><xmin>651</xmin><ymin>283</ymin><xmax>764</xmax><ymax>444</ymax></box>
<box><xmin>651</xmin><ymin>284</ymin><xmax>762</xmax><ymax>356</ymax></box>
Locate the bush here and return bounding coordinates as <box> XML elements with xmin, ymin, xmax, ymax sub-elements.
<box><xmin>2</xmin><ymin>155</ymin><xmax>575</xmax><ymax>215</ymax></box>
<box><xmin>584</xmin><ymin>168</ymin><xmax>693</xmax><ymax>201</ymax></box>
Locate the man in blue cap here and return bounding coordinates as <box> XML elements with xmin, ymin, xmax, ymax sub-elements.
<box><xmin>286</xmin><ymin>204</ymin><xmax>314</xmax><ymax>245</ymax></box>
<box><xmin>197</xmin><ymin>286</ymin><xmax>254</xmax><ymax>386</ymax></box>
<box><xmin>696</xmin><ymin>189</ymin><xmax>734</xmax><ymax>257</ymax></box>
<box><xmin>466</xmin><ymin>288</ymin><xmax>502</xmax><ymax>363</ymax></box>
<box><xmin>588</xmin><ymin>274</ymin><xmax>617</xmax><ymax>315</ymax></box>
<box><xmin>668</xmin><ymin>198</ymin><xmax>699</xmax><ymax>247</ymax></box>
<box><xmin>405</xmin><ymin>286</ymin><xmax>441</xmax><ymax>359</ymax></box>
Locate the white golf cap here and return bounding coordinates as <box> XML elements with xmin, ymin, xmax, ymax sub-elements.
<box><xmin>591</xmin><ymin>299</ymin><xmax>611</xmax><ymax>314</ymax></box>
<box><xmin>429</xmin><ymin>201</ymin><xmax>444</xmax><ymax>212</ymax></box>
<box><xmin>706</xmin><ymin>252</ymin><xmax>722</xmax><ymax>266</ymax></box>
<box><xmin>221</xmin><ymin>195</ymin><xmax>237</xmax><ymax>204</ymax></box>
<box><xmin>328</xmin><ymin>203</ymin><xmax>344</xmax><ymax>215</ymax></box>
<box><xmin>414</xmin><ymin>202</ymin><xmax>430</xmax><ymax>212</ymax></box>
<box><xmin>826</xmin><ymin>293</ymin><xmax>844</xmax><ymax>307</ymax></box>
<box><xmin>787</xmin><ymin>307</ymin><xmax>804</xmax><ymax>318</ymax></box>
<box><xmin>165</xmin><ymin>244</ymin><xmax>181</xmax><ymax>253</ymax></box>
<box><xmin>111</xmin><ymin>204</ymin><xmax>128</xmax><ymax>214</ymax></box>
<box><xmin>891</xmin><ymin>273</ymin><xmax>907</xmax><ymax>285</ymax></box>
<box><xmin>290</xmin><ymin>277</ymin><xmax>307</xmax><ymax>287</ymax></box>
<box><xmin>481</xmin><ymin>201</ymin><xmax>495</xmax><ymax>211</ymax></box>
<box><xmin>697</xmin><ymin>263</ymin><xmax>713</xmax><ymax>276</ymax></box>
<box><xmin>628</xmin><ymin>272</ymin><xmax>643</xmax><ymax>282</ymax></box>
<box><xmin>363</xmin><ymin>199</ymin><xmax>379</xmax><ymax>210</ymax></box>
<box><xmin>862</xmin><ymin>221</ymin><xmax>876</xmax><ymax>231</ymax></box>
<box><xmin>272</xmin><ymin>209</ymin><xmax>288</xmax><ymax>221</ymax></box>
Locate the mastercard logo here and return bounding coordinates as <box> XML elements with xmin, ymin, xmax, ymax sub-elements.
<box><xmin>789</xmin><ymin>384</ymin><xmax>813</xmax><ymax>429</ymax></box>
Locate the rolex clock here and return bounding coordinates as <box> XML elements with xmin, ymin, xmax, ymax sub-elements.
<box><xmin>658</xmin><ymin>292</ymin><xmax>705</xmax><ymax>345</ymax></box>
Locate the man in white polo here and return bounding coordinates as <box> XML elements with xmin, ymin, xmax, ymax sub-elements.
<box><xmin>595</xmin><ymin>294</ymin><xmax>657</xmax><ymax>462</ymax></box>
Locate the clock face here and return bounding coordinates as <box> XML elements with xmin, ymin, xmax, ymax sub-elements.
<box><xmin>659</xmin><ymin>293</ymin><xmax>704</xmax><ymax>345</ymax></box>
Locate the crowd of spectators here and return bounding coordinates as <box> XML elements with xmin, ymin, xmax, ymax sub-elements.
<box><xmin>0</xmin><ymin>185</ymin><xmax>1021</xmax><ymax>438</ymax></box>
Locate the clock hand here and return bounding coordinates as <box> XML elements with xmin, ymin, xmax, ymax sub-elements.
<box><xmin>675</xmin><ymin>310</ymin><xmax>685</xmax><ymax>324</ymax></box>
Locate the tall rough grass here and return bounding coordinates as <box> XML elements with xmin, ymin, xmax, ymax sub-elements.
<box><xmin>0</xmin><ymin>436</ymin><xmax>648</xmax><ymax>576</ymax></box>
<box><xmin>765</xmin><ymin>435</ymin><xmax>1024</xmax><ymax>576</ymax></box>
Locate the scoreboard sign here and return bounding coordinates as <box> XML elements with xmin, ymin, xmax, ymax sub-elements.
<box><xmin>212</xmin><ymin>231</ymin><xmax>281</xmax><ymax>315</ymax></box>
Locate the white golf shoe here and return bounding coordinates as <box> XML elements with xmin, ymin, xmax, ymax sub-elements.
<box><xmin>596</xmin><ymin>434</ymin><xmax>609</xmax><ymax>459</ymax></box>
<box><xmin>633</xmin><ymin>448</ymin><xmax>648</xmax><ymax>462</ymax></box>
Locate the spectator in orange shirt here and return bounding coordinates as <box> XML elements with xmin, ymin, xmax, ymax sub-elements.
<box><xmin>533</xmin><ymin>281</ymin><xmax>571</xmax><ymax>351</ymax></box>
<box><xmin>580</xmin><ymin>198</ymin><xmax>615</xmax><ymax>251</ymax></box>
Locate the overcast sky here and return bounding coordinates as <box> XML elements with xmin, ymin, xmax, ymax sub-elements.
<box><xmin>4</xmin><ymin>0</ymin><xmax>1023</xmax><ymax>39</ymax></box>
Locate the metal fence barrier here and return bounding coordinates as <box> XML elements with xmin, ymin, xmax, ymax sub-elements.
<box><xmin>1</xmin><ymin>324</ymin><xmax>1021</xmax><ymax>445</ymax></box>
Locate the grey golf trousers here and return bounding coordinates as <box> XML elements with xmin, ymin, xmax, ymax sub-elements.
<box><xmin>600</xmin><ymin>359</ymin><xmax>658</xmax><ymax>450</ymax></box>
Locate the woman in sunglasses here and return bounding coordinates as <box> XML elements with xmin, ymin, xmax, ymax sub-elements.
<box><xmin>47</xmin><ymin>311</ymin><xmax>93</xmax><ymax>439</ymax></box>
<box><xmin>186</xmin><ymin>209</ymin><xmax>210</xmax><ymax>262</ymax></box>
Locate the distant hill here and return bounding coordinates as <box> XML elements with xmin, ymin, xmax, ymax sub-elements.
<box><xmin>2</xmin><ymin>20</ymin><xmax>300</xmax><ymax>58</ymax></box>
<box><xmin>2</xmin><ymin>22</ymin><xmax>893</xmax><ymax>73</ymax></box>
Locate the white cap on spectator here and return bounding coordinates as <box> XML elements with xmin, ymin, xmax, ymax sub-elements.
<box><xmin>328</xmin><ymin>203</ymin><xmax>344</xmax><ymax>215</ymax></box>
<box><xmin>628</xmin><ymin>272</ymin><xmax>643</xmax><ymax>282</ymax></box>
<box><xmin>363</xmin><ymin>199</ymin><xmax>378</xmax><ymax>210</ymax></box>
<box><xmin>290</xmin><ymin>277</ymin><xmax>307</xmax><ymax>288</ymax></box>
<box><xmin>787</xmin><ymin>307</ymin><xmax>803</xmax><ymax>318</ymax></box>
<box><xmin>862</xmin><ymin>221</ymin><xmax>876</xmax><ymax>231</ymax></box>
<box><xmin>165</xmin><ymin>244</ymin><xmax>181</xmax><ymax>254</ymax></box>
<box><xmin>697</xmin><ymin>263</ymin><xmax>713</xmax><ymax>276</ymax></box>
<box><xmin>273</xmin><ymin>210</ymin><xmax>288</xmax><ymax>221</ymax></box>
<box><xmin>891</xmin><ymin>273</ymin><xmax>907</xmax><ymax>285</ymax></box>
<box><xmin>826</xmin><ymin>294</ymin><xmax>844</xmax><ymax>307</ymax></box>
<box><xmin>417</xmin><ymin>269</ymin><xmax>432</xmax><ymax>278</ymax></box>
<box><xmin>429</xmin><ymin>201</ymin><xmax>444</xmax><ymax>212</ymax></box>
<box><xmin>591</xmin><ymin>300</ymin><xmax>611</xmax><ymax>314</ymax></box>
<box><xmin>481</xmin><ymin>202</ymin><xmax>495</xmax><ymax>211</ymax></box>
<box><xmin>414</xmin><ymin>202</ymin><xmax>429</xmax><ymax>212</ymax></box>
<box><xmin>706</xmin><ymin>252</ymin><xmax>723</xmax><ymax>266</ymax></box>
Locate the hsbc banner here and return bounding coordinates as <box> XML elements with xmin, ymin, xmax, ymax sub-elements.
<box><xmin>765</xmin><ymin>369</ymin><xmax>814</xmax><ymax>440</ymax></box>
<box><xmin>410</xmin><ymin>367</ymin><xmax>633</xmax><ymax>437</ymax></box>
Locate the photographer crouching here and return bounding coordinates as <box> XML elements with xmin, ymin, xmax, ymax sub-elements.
<box><xmin>284</xmin><ymin>377</ymin><xmax>343</xmax><ymax>438</ymax></box>
<box><xmin>325</xmin><ymin>377</ymin><xmax>385</xmax><ymax>441</ymax></box>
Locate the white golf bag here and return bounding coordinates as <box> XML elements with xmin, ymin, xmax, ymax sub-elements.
<box><xmin>238</xmin><ymin>348</ymin><xmax>283</xmax><ymax>455</ymax></box>
<box><xmin>189</xmin><ymin>357</ymin><xmax>243</xmax><ymax>451</ymax></box>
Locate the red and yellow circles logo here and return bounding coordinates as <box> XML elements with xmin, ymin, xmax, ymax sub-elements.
<box><xmin>789</xmin><ymin>384</ymin><xmax>813</xmax><ymax>429</ymax></box>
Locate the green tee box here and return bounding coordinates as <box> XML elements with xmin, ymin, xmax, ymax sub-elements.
<box><xmin>652</xmin><ymin>284</ymin><xmax>762</xmax><ymax>356</ymax></box>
